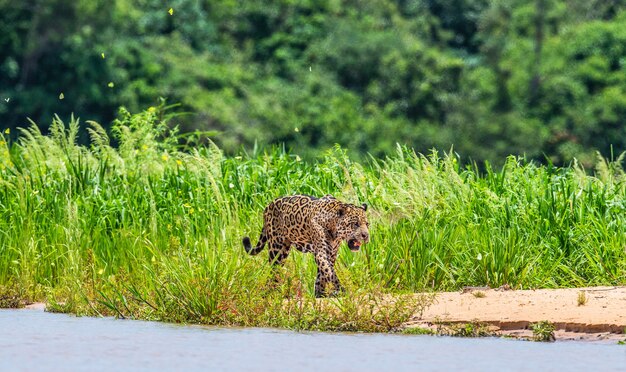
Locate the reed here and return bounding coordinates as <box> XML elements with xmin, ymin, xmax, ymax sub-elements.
<box><xmin>1</xmin><ymin>107</ymin><xmax>625</xmax><ymax>330</ymax></box>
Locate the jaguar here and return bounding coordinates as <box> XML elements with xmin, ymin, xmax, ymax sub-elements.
<box><xmin>243</xmin><ymin>194</ymin><xmax>369</xmax><ymax>297</ymax></box>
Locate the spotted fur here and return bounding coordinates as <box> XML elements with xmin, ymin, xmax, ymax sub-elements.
<box><xmin>243</xmin><ymin>194</ymin><xmax>369</xmax><ymax>297</ymax></box>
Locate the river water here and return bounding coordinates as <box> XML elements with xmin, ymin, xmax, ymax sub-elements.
<box><xmin>1</xmin><ymin>308</ymin><xmax>624</xmax><ymax>371</ymax></box>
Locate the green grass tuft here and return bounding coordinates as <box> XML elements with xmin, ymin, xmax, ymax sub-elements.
<box><xmin>531</xmin><ymin>321</ymin><xmax>556</xmax><ymax>342</ymax></box>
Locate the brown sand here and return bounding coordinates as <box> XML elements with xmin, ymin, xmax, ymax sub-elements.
<box><xmin>408</xmin><ymin>286</ymin><xmax>626</xmax><ymax>342</ymax></box>
<box><xmin>23</xmin><ymin>302</ymin><xmax>47</xmax><ymax>311</ymax></box>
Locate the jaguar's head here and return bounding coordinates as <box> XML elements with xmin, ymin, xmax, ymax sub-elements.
<box><xmin>336</xmin><ymin>203</ymin><xmax>370</xmax><ymax>251</ymax></box>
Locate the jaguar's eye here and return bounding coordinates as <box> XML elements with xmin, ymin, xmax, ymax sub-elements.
<box><xmin>354</xmin><ymin>222</ymin><xmax>360</xmax><ymax>229</ymax></box>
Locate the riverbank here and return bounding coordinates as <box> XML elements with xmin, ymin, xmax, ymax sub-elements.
<box><xmin>19</xmin><ymin>286</ymin><xmax>626</xmax><ymax>342</ymax></box>
<box><xmin>408</xmin><ymin>286</ymin><xmax>626</xmax><ymax>342</ymax></box>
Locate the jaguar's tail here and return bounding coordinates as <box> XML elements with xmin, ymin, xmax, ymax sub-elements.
<box><xmin>243</xmin><ymin>230</ymin><xmax>267</xmax><ymax>255</ymax></box>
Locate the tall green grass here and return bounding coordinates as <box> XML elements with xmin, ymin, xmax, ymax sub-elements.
<box><xmin>1</xmin><ymin>107</ymin><xmax>625</xmax><ymax>330</ymax></box>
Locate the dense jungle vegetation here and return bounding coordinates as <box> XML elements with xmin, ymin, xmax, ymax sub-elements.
<box><xmin>2</xmin><ymin>0</ymin><xmax>626</xmax><ymax>165</ymax></box>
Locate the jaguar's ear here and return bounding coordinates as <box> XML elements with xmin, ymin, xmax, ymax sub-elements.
<box><xmin>361</xmin><ymin>203</ymin><xmax>368</xmax><ymax>211</ymax></box>
<box><xmin>337</xmin><ymin>206</ymin><xmax>346</xmax><ymax>217</ymax></box>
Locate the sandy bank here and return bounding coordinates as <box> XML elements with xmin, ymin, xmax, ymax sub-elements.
<box><xmin>409</xmin><ymin>286</ymin><xmax>626</xmax><ymax>342</ymax></box>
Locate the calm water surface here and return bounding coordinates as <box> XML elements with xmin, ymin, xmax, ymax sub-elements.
<box><xmin>1</xmin><ymin>308</ymin><xmax>624</xmax><ymax>371</ymax></box>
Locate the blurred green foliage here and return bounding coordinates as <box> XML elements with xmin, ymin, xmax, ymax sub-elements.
<box><xmin>2</xmin><ymin>0</ymin><xmax>626</xmax><ymax>165</ymax></box>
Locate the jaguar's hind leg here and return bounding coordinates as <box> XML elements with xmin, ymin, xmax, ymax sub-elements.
<box><xmin>265</xmin><ymin>238</ymin><xmax>292</xmax><ymax>291</ymax></box>
<box><xmin>267</xmin><ymin>238</ymin><xmax>291</xmax><ymax>266</ymax></box>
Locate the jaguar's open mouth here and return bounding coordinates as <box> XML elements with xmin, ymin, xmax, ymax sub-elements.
<box><xmin>347</xmin><ymin>239</ymin><xmax>362</xmax><ymax>251</ymax></box>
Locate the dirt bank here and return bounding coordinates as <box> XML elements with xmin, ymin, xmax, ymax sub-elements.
<box><xmin>408</xmin><ymin>286</ymin><xmax>626</xmax><ymax>342</ymax></box>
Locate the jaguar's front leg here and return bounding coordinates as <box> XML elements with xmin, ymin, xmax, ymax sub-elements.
<box><xmin>314</xmin><ymin>248</ymin><xmax>342</xmax><ymax>298</ymax></box>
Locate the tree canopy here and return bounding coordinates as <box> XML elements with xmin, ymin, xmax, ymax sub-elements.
<box><xmin>2</xmin><ymin>0</ymin><xmax>626</xmax><ymax>166</ymax></box>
